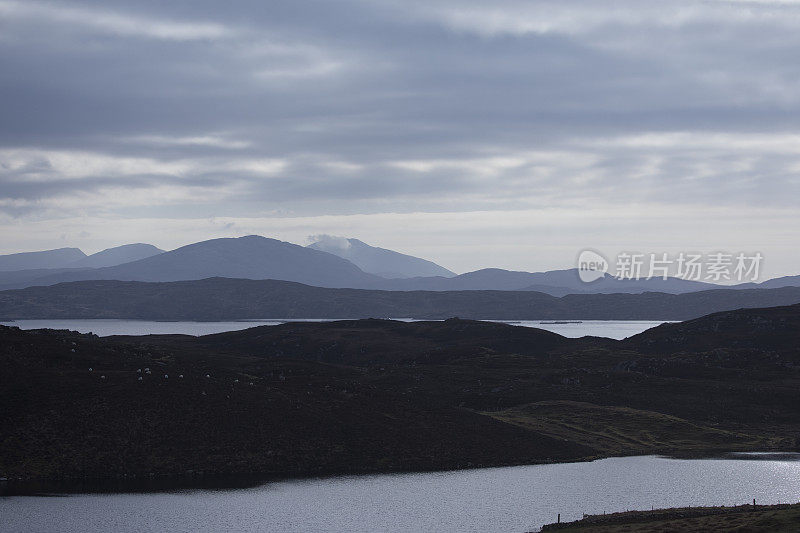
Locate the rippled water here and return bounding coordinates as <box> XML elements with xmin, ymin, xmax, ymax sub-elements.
<box><xmin>2</xmin><ymin>455</ymin><xmax>799</xmax><ymax>533</ymax></box>
<box><xmin>0</xmin><ymin>319</ymin><xmax>669</xmax><ymax>339</ymax></box>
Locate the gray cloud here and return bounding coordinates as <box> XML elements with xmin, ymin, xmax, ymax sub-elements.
<box><xmin>1</xmin><ymin>0</ymin><xmax>799</xmax><ymax>273</ymax></box>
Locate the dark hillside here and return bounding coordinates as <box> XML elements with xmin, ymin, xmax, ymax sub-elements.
<box><xmin>2</xmin><ymin>303</ymin><xmax>800</xmax><ymax>489</ymax></box>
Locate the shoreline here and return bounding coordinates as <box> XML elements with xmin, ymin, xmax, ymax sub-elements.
<box><xmin>4</xmin><ymin>449</ymin><xmax>798</xmax><ymax>497</ymax></box>
<box><xmin>539</xmin><ymin>502</ymin><xmax>800</xmax><ymax>532</ymax></box>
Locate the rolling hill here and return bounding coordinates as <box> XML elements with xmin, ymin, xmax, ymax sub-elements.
<box><xmin>2</xmin><ymin>303</ymin><xmax>799</xmax><ymax>487</ymax></box>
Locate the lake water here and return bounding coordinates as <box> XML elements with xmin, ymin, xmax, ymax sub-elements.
<box><xmin>0</xmin><ymin>319</ymin><xmax>669</xmax><ymax>339</ymax></box>
<box><xmin>2</xmin><ymin>454</ymin><xmax>799</xmax><ymax>533</ymax></box>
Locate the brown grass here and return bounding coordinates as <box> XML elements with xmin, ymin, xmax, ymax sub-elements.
<box><xmin>543</xmin><ymin>503</ymin><xmax>800</xmax><ymax>532</ymax></box>
<box><xmin>489</xmin><ymin>400</ymin><xmax>786</xmax><ymax>457</ymax></box>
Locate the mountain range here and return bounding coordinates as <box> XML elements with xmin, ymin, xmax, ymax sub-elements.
<box><xmin>0</xmin><ymin>235</ymin><xmax>798</xmax><ymax>296</ymax></box>
<box><xmin>5</xmin><ymin>236</ymin><xmax>381</xmax><ymax>289</ymax></box>
<box><xmin>0</xmin><ymin>243</ymin><xmax>165</xmax><ymax>289</ymax></box>
<box><xmin>375</xmin><ymin>267</ymin><xmax>720</xmax><ymax>295</ymax></box>
<box><xmin>0</xmin><ymin>243</ymin><xmax>163</xmax><ymax>272</ymax></box>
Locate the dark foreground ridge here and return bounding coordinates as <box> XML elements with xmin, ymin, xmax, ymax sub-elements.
<box><xmin>539</xmin><ymin>502</ymin><xmax>800</xmax><ymax>532</ymax></box>
<box><xmin>2</xmin><ymin>277</ymin><xmax>800</xmax><ymax>320</ymax></box>
<box><xmin>1</xmin><ymin>304</ymin><xmax>799</xmax><ymax>492</ymax></box>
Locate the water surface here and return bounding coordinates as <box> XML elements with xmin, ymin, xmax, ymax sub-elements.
<box><xmin>2</xmin><ymin>455</ymin><xmax>799</xmax><ymax>533</ymax></box>
<box><xmin>0</xmin><ymin>319</ymin><xmax>669</xmax><ymax>339</ymax></box>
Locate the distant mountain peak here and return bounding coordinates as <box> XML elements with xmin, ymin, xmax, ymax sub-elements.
<box><xmin>309</xmin><ymin>234</ymin><xmax>352</xmax><ymax>252</ymax></box>
<box><xmin>69</xmin><ymin>243</ymin><xmax>164</xmax><ymax>269</ymax></box>
<box><xmin>0</xmin><ymin>247</ymin><xmax>86</xmax><ymax>272</ymax></box>
<box><xmin>307</xmin><ymin>235</ymin><xmax>456</xmax><ymax>279</ymax></box>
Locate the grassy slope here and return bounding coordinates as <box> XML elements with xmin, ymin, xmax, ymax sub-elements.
<box><xmin>489</xmin><ymin>401</ymin><xmax>784</xmax><ymax>457</ymax></box>
<box><xmin>541</xmin><ymin>503</ymin><xmax>800</xmax><ymax>532</ymax></box>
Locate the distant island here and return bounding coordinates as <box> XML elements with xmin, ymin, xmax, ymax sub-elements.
<box><xmin>1</xmin><ymin>277</ymin><xmax>799</xmax><ymax>321</ymax></box>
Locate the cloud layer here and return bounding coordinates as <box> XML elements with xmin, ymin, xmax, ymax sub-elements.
<box><xmin>1</xmin><ymin>0</ymin><xmax>799</xmax><ymax>275</ymax></box>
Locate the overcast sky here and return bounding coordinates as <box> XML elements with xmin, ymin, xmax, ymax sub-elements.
<box><xmin>1</xmin><ymin>0</ymin><xmax>799</xmax><ymax>277</ymax></box>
